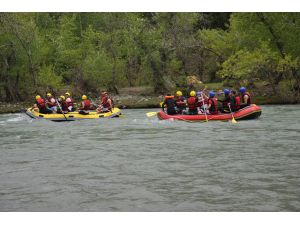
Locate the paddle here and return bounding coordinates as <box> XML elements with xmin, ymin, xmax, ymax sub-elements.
<box><xmin>228</xmin><ymin>103</ymin><xmax>237</xmax><ymax>124</ymax></box>
<box><xmin>55</xmin><ymin>99</ymin><xmax>68</xmax><ymax>121</ymax></box>
<box><xmin>146</xmin><ymin>112</ymin><xmax>158</xmax><ymax>117</ymax></box>
<box><xmin>200</xmin><ymin>93</ymin><xmax>208</xmax><ymax>122</ymax></box>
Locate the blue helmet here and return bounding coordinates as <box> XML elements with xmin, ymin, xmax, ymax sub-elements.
<box><xmin>196</xmin><ymin>91</ymin><xmax>202</xmax><ymax>96</ymax></box>
<box><xmin>209</xmin><ymin>91</ymin><xmax>215</xmax><ymax>98</ymax></box>
<box><xmin>239</xmin><ymin>87</ymin><xmax>246</xmax><ymax>93</ymax></box>
<box><xmin>224</xmin><ymin>89</ymin><xmax>230</xmax><ymax>95</ymax></box>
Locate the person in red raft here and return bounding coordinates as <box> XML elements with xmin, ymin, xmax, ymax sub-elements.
<box><xmin>239</xmin><ymin>87</ymin><xmax>251</xmax><ymax>109</ymax></box>
<box><xmin>207</xmin><ymin>91</ymin><xmax>218</xmax><ymax>114</ymax></box>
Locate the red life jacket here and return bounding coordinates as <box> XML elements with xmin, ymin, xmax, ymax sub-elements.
<box><xmin>47</xmin><ymin>97</ymin><xmax>56</xmax><ymax>107</ymax></box>
<box><xmin>241</xmin><ymin>92</ymin><xmax>251</xmax><ymax>105</ymax></box>
<box><xmin>36</xmin><ymin>98</ymin><xmax>46</xmax><ymax>110</ymax></box>
<box><xmin>234</xmin><ymin>96</ymin><xmax>241</xmax><ymax>110</ymax></box>
<box><xmin>81</xmin><ymin>99</ymin><xmax>91</xmax><ymax>110</ymax></box>
<box><xmin>66</xmin><ymin>97</ymin><xmax>74</xmax><ymax>107</ymax></box>
<box><xmin>175</xmin><ymin>96</ymin><xmax>186</xmax><ymax>107</ymax></box>
<box><xmin>208</xmin><ymin>97</ymin><xmax>218</xmax><ymax>114</ymax></box>
<box><xmin>187</xmin><ymin>97</ymin><xmax>197</xmax><ymax>110</ymax></box>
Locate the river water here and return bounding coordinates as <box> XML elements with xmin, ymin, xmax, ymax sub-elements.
<box><xmin>0</xmin><ymin>105</ymin><xmax>300</xmax><ymax>211</ymax></box>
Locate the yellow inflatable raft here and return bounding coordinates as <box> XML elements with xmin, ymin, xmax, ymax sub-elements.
<box><xmin>24</xmin><ymin>107</ymin><xmax>122</xmax><ymax>121</ymax></box>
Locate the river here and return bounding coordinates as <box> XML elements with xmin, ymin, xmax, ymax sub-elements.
<box><xmin>0</xmin><ymin>105</ymin><xmax>299</xmax><ymax>211</ymax></box>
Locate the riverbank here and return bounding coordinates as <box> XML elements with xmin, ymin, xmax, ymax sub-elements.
<box><xmin>1</xmin><ymin>95</ymin><xmax>299</xmax><ymax>114</ymax></box>
<box><xmin>1</xmin><ymin>84</ymin><xmax>300</xmax><ymax>114</ymax></box>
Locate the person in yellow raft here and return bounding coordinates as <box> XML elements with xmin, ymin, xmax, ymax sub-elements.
<box><xmin>65</xmin><ymin>92</ymin><xmax>76</xmax><ymax>112</ymax></box>
<box><xmin>33</xmin><ymin>95</ymin><xmax>53</xmax><ymax>114</ymax></box>
<box><xmin>78</xmin><ymin>95</ymin><xmax>91</xmax><ymax>115</ymax></box>
<box><xmin>46</xmin><ymin>93</ymin><xmax>57</xmax><ymax>112</ymax></box>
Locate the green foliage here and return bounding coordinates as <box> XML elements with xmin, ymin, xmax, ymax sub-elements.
<box><xmin>1</xmin><ymin>12</ymin><xmax>300</xmax><ymax>102</ymax></box>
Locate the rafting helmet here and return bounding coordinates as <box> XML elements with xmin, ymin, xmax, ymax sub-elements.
<box><xmin>239</xmin><ymin>87</ymin><xmax>246</xmax><ymax>93</ymax></box>
<box><xmin>190</xmin><ymin>91</ymin><xmax>196</xmax><ymax>97</ymax></box>
<box><xmin>176</xmin><ymin>91</ymin><xmax>183</xmax><ymax>96</ymax></box>
<box><xmin>46</xmin><ymin>93</ymin><xmax>52</xmax><ymax>97</ymax></box>
<box><xmin>82</xmin><ymin>95</ymin><xmax>87</xmax><ymax>100</ymax></box>
<box><xmin>209</xmin><ymin>91</ymin><xmax>215</xmax><ymax>98</ymax></box>
<box><xmin>224</xmin><ymin>89</ymin><xmax>230</xmax><ymax>95</ymax></box>
<box><xmin>196</xmin><ymin>91</ymin><xmax>202</xmax><ymax>96</ymax></box>
<box><xmin>65</xmin><ymin>92</ymin><xmax>71</xmax><ymax>96</ymax></box>
<box><xmin>60</xmin><ymin>95</ymin><xmax>65</xmax><ymax>100</ymax></box>
<box><xmin>35</xmin><ymin>95</ymin><xmax>41</xmax><ymax>100</ymax></box>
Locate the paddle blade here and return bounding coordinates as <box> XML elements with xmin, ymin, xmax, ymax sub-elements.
<box><xmin>232</xmin><ymin>117</ymin><xmax>237</xmax><ymax>123</ymax></box>
<box><xmin>146</xmin><ymin>112</ymin><xmax>158</xmax><ymax>117</ymax></box>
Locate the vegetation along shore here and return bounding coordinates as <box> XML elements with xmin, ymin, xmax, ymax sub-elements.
<box><xmin>1</xmin><ymin>13</ymin><xmax>300</xmax><ymax>114</ymax></box>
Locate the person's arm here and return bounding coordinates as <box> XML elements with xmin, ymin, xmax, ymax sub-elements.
<box><xmin>108</xmin><ymin>99</ymin><xmax>113</xmax><ymax>112</ymax></box>
<box><xmin>242</xmin><ymin>95</ymin><xmax>249</xmax><ymax>105</ymax></box>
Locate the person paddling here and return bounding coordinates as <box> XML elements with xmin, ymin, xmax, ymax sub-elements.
<box><xmin>229</xmin><ymin>90</ymin><xmax>240</xmax><ymax>112</ymax></box>
<box><xmin>174</xmin><ymin>91</ymin><xmax>186</xmax><ymax>114</ymax></box>
<box><xmin>239</xmin><ymin>87</ymin><xmax>251</xmax><ymax>109</ymax></box>
<box><xmin>219</xmin><ymin>89</ymin><xmax>231</xmax><ymax>113</ymax></box>
<box><xmin>187</xmin><ymin>91</ymin><xmax>198</xmax><ymax>115</ymax></box>
<box><xmin>79</xmin><ymin>95</ymin><xmax>91</xmax><ymax>115</ymax></box>
<box><xmin>97</xmin><ymin>91</ymin><xmax>113</xmax><ymax>113</ymax></box>
<box><xmin>162</xmin><ymin>94</ymin><xmax>177</xmax><ymax>115</ymax></box>
<box><xmin>34</xmin><ymin>95</ymin><xmax>52</xmax><ymax>114</ymax></box>
<box><xmin>57</xmin><ymin>96</ymin><xmax>68</xmax><ymax>114</ymax></box>
<box><xmin>46</xmin><ymin>93</ymin><xmax>57</xmax><ymax>113</ymax></box>
<box><xmin>65</xmin><ymin>92</ymin><xmax>75</xmax><ymax>112</ymax></box>
<box><xmin>207</xmin><ymin>91</ymin><xmax>219</xmax><ymax>114</ymax></box>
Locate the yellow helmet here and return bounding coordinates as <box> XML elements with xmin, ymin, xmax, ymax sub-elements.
<box><xmin>190</xmin><ymin>90</ymin><xmax>196</xmax><ymax>97</ymax></box>
<box><xmin>46</xmin><ymin>93</ymin><xmax>52</xmax><ymax>97</ymax></box>
<box><xmin>60</xmin><ymin>95</ymin><xmax>65</xmax><ymax>100</ymax></box>
<box><xmin>82</xmin><ymin>95</ymin><xmax>87</xmax><ymax>100</ymax></box>
<box><xmin>35</xmin><ymin>95</ymin><xmax>41</xmax><ymax>100</ymax></box>
<box><xmin>65</xmin><ymin>92</ymin><xmax>70</xmax><ymax>96</ymax></box>
<box><xmin>176</xmin><ymin>91</ymin><xmax>183</xmax><ymax>96</ymax></box>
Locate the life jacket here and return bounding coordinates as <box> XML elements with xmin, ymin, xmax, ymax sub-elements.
<box><xmin>47</xmin><ymin>97</ymin><xmax>56</xmax><ymax>107</ymax></box>
<box><xmin>164</xmin><ymin>96</ymin><xmax>175</xmax><ymax>106</ymax></box>
<box><xmin>36</xmin><ymin>98</ymin><xmax>46</xmax><ymax>110</ymax></box>
<box><xmin>66</xmin><ymin>97</ymin><xmax>74</xmax><ymax>107</ymax></box>
<box><xmin>208</xmin><ymin>97</ymin><xmax>218</xmax><ymax>114</ymax></box>
<box><xmin>81</xmin><ymin>99</ymin><xmax>91</xmax><ymax>110</ymax></box>
<box><xmin>175</xmin><ymin>96</ymin><xmax>186</xmax><ymax>107</ymax></box>
<box><xmin>197</xmin><ymin>96</ymin><xmax>206</xmax><ymax>107</ymax></box>
<box><xmin>101</xmin><ymin>96</ymin><xmax>112</xmax><ymax>109</ymax></box>
<box><xmin>233</xmin><ymin>96</ymin><xmax>241</xmax><ymax>110</ymax></box>
<box><xmin>222</xmin><ymin>95</ymin><xmax>230</xmax><ymax>108</ymax></box>
<box><xmin>241</xmin><ymin>92</ymin><xmax>251</xmax><ymax>105</ymax></box>
<box><xmin>60</xmin><ymin>101</ymin><xmax>68</xmax><ymax>111</ymax></box>
<box><xmin>187</xmin><ymin>96</ymin><xmax>197</xmax><ymax>110</ymax></box>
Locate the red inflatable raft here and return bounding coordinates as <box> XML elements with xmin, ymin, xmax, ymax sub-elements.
<box><xmin>157</xmin><ymin>104</ymin><xmax>262</xmax><ymax>121</ymax></box>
